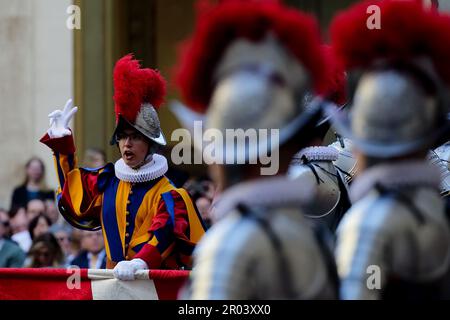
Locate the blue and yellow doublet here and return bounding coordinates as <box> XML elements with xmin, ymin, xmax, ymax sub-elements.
<box><xmin>41</xmin><ymin>133</ymin><xmax>206</xmax><ymax>269</ymax></box>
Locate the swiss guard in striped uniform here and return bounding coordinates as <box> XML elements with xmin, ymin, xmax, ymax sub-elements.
<box><xmin>329</xmin><ymin>0</ymin><xmax>450</xmax><ymax>299</ymax></box>
<box><xmin>40</xmin><ymin>55</ymin><xmax>206</xmax><ymax>280</ymax></box>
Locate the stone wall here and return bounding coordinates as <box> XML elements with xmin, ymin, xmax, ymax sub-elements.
<box><xmin>0</xmin><ymin>0</ymin><xmax>72</xmax><ymax>209</ymax></box>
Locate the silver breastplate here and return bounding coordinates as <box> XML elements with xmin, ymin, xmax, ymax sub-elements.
<box><xmin>289</xmin><ymin>162</ymin><xmax>342</xmax><ymax>218</ymax></box>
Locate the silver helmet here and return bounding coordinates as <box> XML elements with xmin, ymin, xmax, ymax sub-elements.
<box><xmin>329</xmin><ymin>67</ymin><xmax>448</xmax><ymax>158</ymax></box>
<box><xmin>111</xmin><ymin>104</ymin><xmax>166</xmax><ymax>146</ymax></box>
<box><xmin>327</xmin><ymin>1</ymin><xmax>450</xmax><ymax>159</ymax></box>
<box><xmin>175</xmin><ymin>1</ymin><xmax>327</xmax><ymax>172</ymax></box>
<box><xmin>200</xmin><ymin>34</ymin><xmax>317</xmax><ymax>164</ymax></box>
<box><xmin>111</xmin><ymin>54</ymin><xmax>167</xmax><ymax>146</ymax></box>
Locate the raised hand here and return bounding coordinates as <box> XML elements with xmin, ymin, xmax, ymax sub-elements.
<box><xmin>47</xmin><ymin>99</ymin><xmax>78</xmax><ymax>138</ymax></box>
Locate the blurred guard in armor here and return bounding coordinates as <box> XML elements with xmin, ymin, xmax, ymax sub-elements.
<box><xmin>40</xmin><ymin>55</ymin><xmax>205</xmax><ymax>279</ymax></box>
<box><xmin>425</xmin><ymin>0</ymin><xmax>450</xmax><ymax>221</ymax></box>
<box><xmin>288</xmin><ymin>45</ymin><xmax>351</xmax><ymax>234</ymax></box>
<box><xmin>175</xmin><ymin>0</ymin><xmax>338</xmax><ymax>299</ymax></box>
<box><xmin>327</xmin><ymin>0</ymin><xmax>441</xmax><ymax>191</ymax></box>
<box><xmin>329</xmin><ymin>0</ymin><xmax>450</xmax><ymax>299</ymax></box>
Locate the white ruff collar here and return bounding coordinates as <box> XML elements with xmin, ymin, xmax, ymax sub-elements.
<box><xmin>114</xmin><ymin>154</ymin><xmax>168</xmax><ymax>183</ymax></box>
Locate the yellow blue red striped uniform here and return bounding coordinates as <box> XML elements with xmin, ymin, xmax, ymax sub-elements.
<box><xmin>40</xmin><ymin>133</ymin><xmax>206</xmax><ymax>269</ymax></box>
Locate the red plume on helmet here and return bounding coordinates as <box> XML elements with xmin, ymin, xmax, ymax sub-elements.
<box><xmin>174</xmin><ymin>0</ymin><xmax>326</xmax><ymax>113</ymax></box>
<box><xmin>329</xmin><ymin>0</ymin><xmax>450</xmax><ymax>159</ymax></box>
<box><xmin>319</xmin><ymin>45</ymin><xmax>347</xmax><ymax>106</ymax></box>
<box><xmin>113</xmin><ymin>54</ymin><xmax>166</xmax><ymax>124</ymax></box>
<box><xmin>111</xmin><ymin>54</ymin><xmax>167</xmax><ymax>146</ymax></box>
<box><xmin>330</xmin><ymin>0</ymin><xmax>450</xmax><ymax>85</ymax></box>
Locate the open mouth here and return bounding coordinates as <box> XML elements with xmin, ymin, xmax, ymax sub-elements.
<box><xmin>123</xmin><ymin>150</ymin><xmax>134</xmax><ymax>161</ymax></box>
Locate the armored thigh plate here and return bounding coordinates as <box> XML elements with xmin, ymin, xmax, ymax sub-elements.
<box><xmin>290</xmin><ymin>163</ymin><xmax>341</xmax><ymax>218</ymax></box>
<box><xmin>429</xmin><ymin>142</ymin><xmax>450</xmax><ymax>197</ymax></box>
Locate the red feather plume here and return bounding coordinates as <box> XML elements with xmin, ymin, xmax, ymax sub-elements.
<box><xmin>113</xmin><ymin>54</ymin><xmax>166</xmax><ymax>123</ymax></box>
<box><xmin>174</xmin><ymin>0</ymin><xmax>326</xmax><ymax>113</ymax></box>
<box><xmin>319</xmin><ymin>45</ymin><xmax>347</xmax><ymax>106</ymax></box>
<box><xmin>330</xmin><ymin>0</ymin><xmax>450</xmax><ymax>85</ymax></box>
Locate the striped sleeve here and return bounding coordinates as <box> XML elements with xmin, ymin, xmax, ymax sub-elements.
<box><xmin>134</xmin><ymin>190</ymin><xmax>190</xmax><ymax>269</ymax></box>
<box><xmin>40</xmin><ymin>133</ymin><xmax>76</xmax><ymax>193</ymax></box>
<box><xmin>40</xmin><ymin>133</ymin><xmax>103</xmax><ymax>228</ymax></box>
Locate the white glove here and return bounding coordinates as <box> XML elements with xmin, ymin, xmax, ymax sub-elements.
<box><xmin>47</xmin><ymin>99</ymin><xmax>78</xmax><ymax>138</ymax></box>
<box><xmin>113</xmin><ymin>258</ymin><xmax>148</xmax><ymax>281</ymax></box>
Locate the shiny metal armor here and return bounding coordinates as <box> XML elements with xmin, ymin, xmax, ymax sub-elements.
<box><xmin>428</xmin><ymin>142</ymin><xmax>450</xmax><ymax>197</ymax></box>
<box><xmin>183</xmin><ymin>177</ymin><xmax>337</xmax><ymax>299</ymax></box>
<box><xmin>329</xmin><ymin>136</ymin><xmax>358</xmax><ymax>184</ymax></box>
<box><xmin>288</xmin><ymin>146</ymin><xmax>351</xmax><ymax>232</ymax></box>
<box><xmin>335</xmin><ymin>162</ymin><xmax>450</xmax><ymax>299</ymax></box>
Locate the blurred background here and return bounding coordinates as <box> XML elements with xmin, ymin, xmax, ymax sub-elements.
<box><xmin>1</xmin><ymin>0</ymin><xmax>450</xmax><ymax>209</ymax></box>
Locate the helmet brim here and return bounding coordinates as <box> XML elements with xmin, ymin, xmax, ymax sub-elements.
<box><xmin>110</xmin><ymin>116</ymin><xmax>167</xmax><ymax>146</ymax></box>
<box><xmin>325</xmin><ymin>104</ymin><xmax>450</xmax><ymax>158</ymax></box>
